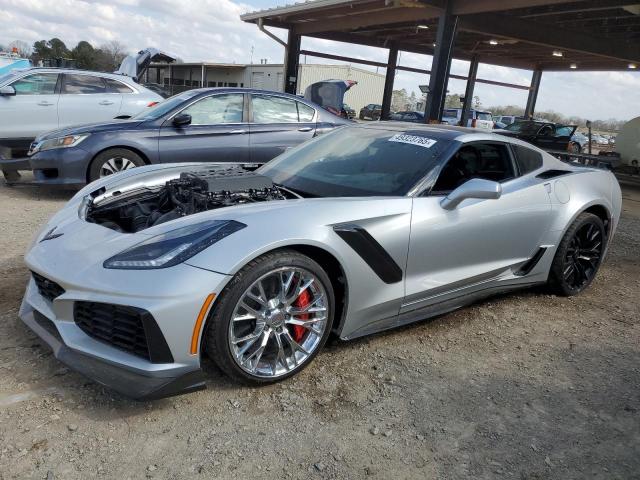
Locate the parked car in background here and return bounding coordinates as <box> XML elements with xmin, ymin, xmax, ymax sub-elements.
<box><xmin>19</xmin><ymin>88</ymin><xmax>350</xmax><ymax>186</ymax></box>
<box><xmin>570</xmin><ymin>131</ymin><xmax>589</xmax><ymax>153</ymax></box>
<box><xmin>493</xmin><ymin>115</ymin><xmax>526</xmax><ymax>126</ymax></box>
<box><xmin>496</xmin><ymin>120</ymin><xmax>577</xmax><ymax>152</ymax></box>
<box><xmin>0</xmin><ymin>51</ymin><xmax>31</xmax><ymax>76</ymax></box>
<box><xmin>303</xmin><ymin>79</ymin><xmax>357</xmax><ymax>119</ymax></box>
<box><xmin>0</xmin><ymin>69</ymin><xmax>163</xmax><ymax>158</ymax></box>
<box><xmin>442</xmin><ymin>108</ymin><xmax>494</xmax><ymax>130</ymax></box>
<box><xmin>390</xmin><ymin>111</ymin><xmax>425</xmax><ymax>122</ymax></box>
<box><xmin>342</xmin><ymin>103</ymin><xmax>356</xmax><ymax>119</ymax></box>
<box><xmin>359</xmin><ymin>103</ymin><xmax>382</xmax><ymax>120</ymax></box>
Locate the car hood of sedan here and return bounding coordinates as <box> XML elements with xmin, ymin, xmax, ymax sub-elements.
<box><xmin>36</xmin><ymin>119</ymin><xmax>145</xmax><ymax>141</ymax></box>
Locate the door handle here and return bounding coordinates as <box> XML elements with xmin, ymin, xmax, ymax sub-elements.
<box><xmin>298</xmin><ymin>127</ymin><xmax>313</xmax><ymax>132</ymax></box>
<box><xmin>229</xmin><ymin>129</ymin><xmax>246</xmax><ymax>134</ymax></box>
<box><xmin>37</xmin><ymin>101</ymin><xmax>54</xmax><ymax>106</ymax></box>
<box><xmin>99</xmin><ymin>100</ymin><xmax>114</xmax><ymax>106</ymax></box>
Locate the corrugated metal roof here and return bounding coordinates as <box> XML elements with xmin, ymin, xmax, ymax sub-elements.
<box><xmin>241</xmin><ymin>0</ymin><xmax>359</xmax><ymax>21</ymax></box>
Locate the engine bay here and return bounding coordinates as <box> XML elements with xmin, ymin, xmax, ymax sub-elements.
<box><xmin>86</xmin><ymin>167</ymin><xmax>287</xmax><ymax>233</ymax></box>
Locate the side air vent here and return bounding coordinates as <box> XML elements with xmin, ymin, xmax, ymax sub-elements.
<box><xmin>333</xmin><ymin>224</ymin><xmax>403</xmax><ymax>284</ymax></box>
<box><xmin>536</xmin><ymin>170</ymin><xmax>571</xmax><ymax>180</ymax></box>
<box><xmin>515</xmin><ymin>247</ymin><xmax>548</xmax><ymax>276</ymax></box>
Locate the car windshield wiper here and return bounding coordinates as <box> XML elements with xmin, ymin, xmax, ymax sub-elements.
<box><xmin>273</xmin><ymin>183</ymin><xmax>316</xmax><ymax>199</ymax></box>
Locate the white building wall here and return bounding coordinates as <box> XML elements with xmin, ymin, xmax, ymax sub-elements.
<box><xmin>149</xmin><ymin>63</ymin><xmax>385</xmax><ymax>112</ymax></box>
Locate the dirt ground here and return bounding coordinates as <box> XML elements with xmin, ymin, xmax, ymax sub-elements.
<box><xmin>0</xmin><ymin>177</ymin><xmax>638</xmax><ymax>480</ymax></box>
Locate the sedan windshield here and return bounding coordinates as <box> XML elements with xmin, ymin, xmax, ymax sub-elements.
<box><xmin>505</xmin><ymin>121</ymin><xmax>542</xmax><ymax>134</ymax></box>
<box><xmin>133</xmin><ymin>91</ymin><xmax>200</xmax><ymax>120</ymax></box>
<box><xmin>259</xmin><ymin>126</ymin><xmax>452</xmax><ymax>197</ymax></box>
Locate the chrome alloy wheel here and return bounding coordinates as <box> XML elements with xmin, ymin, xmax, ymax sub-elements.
<box><xmin>99</xmin><ymin>157</ymin><xmax>137</xmax><ymax>177</ymax></box>
<box><xmin>229</xmin><ymin>267</ymin><xmax>329</xmax><ymax>378</ymax></box>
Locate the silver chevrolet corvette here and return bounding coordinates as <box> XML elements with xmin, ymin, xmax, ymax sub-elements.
<box><xmin>20</xmin><ymin>123</ymin><xmax>622</xmax><ymax>399</ymax></box>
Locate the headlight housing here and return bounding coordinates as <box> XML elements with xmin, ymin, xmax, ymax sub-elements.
<box><xmin>29</xmin><ymin>134</ymin><xmax>90</xmax><ymax>155</ymax></box>
<box><xmin>104</xmin><ymin>220</ymin><xmax>246</xmax><ymax>270</ymax></box>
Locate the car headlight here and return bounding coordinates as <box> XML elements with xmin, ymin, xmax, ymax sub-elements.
<box><xmin>104</xmin><ymin>220</ymin><xmax>246</xmax><ymax>270</ymax></box>
<box><xmin>29</xmin><ymin>134</ymin><xmax>90</xmax><ymax>155</ymax></box>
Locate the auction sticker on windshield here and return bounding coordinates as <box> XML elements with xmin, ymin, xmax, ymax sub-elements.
<box><xmin>388</xmin><ymin>133</ymin><xmax>437</xmax><ymax>148</ymax></box>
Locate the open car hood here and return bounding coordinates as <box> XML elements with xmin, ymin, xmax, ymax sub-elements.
<box><xmin>304</xmin><ymin>79</ymin><xmax>357</xmax><ymax>116</ymax></box>
<box><xmin>115</xmin><ymin>48</ymin><xmax>175</xmax><ymax>82</ymax></box>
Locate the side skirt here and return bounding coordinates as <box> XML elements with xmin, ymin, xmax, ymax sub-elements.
<box><xmin>342</xmin><ymin>280</ymin><xmax>544</xmax><ymax>340</ymax></box>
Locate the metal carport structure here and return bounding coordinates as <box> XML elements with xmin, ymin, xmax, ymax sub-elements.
<box><xmin>241</xmin><ymin>0</ymin><xmax>640</xmax><ymax>123</ymax></box>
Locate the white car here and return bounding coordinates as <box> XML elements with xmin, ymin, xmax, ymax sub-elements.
<box><xmin>0</xmin><ymin>68</ymin><xmax>163</xmax><ymax>157</ymax></box>
<box><xmin>442</xmin><ymin>108</ymin><xmax>494</xmax><ymax>130</ymax></box>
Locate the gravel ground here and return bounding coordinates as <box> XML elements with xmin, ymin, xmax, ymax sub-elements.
<box><xmin>0</xmin><ymin>177</ymin><xmax>638</xmax><ymax>480</ymax></box>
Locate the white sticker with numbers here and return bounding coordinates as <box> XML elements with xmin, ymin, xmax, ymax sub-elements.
<box><xmin>388</xmin><ymin>133</ymin><xmax>437</xmax><ymax>149</ymax></box>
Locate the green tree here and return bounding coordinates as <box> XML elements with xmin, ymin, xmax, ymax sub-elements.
<box><xmin>71</xmin><ymin>41</ymin><xmax>97</xmax><ymax>69</ymax></box>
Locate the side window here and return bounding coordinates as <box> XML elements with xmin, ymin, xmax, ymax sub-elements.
<box><xmin>555</xmin><ymin>126</ymin><xmax>573</xmax><ymax>137</ymax></box>
<box><xmin>512</xmin><ymin>144</ymin><xmax>543</xmax><ymax>175</ymax></box>
<box><xmin>252</xmin><ymin>95</ymin><xmax>299</xmax><ymax>123</ymax></box>
<box><xmin>63</xmin><ymin>74</ymin><xmax>106</xmax><ymax>94</ymax></box>
<box><xmin>297</xmin><ymin>102</ymin><xmax>315</xmax><ymax>122</ymax></box>
<box><xmin>181</xmin><ymin>94</ymin><xmax>244</xmax><ymax>125</ymax></box>
<box><xmin>105</xmin><ymin>78</ymin><xmax>134</xmax><ymax>93</ymax></box>
<box><xmin>432</xmin><ymin>143</ymin><xmax>515</xmax><ymax>194</ymax></box>
<box><xmin>11</xmin><ymin>73</ymin><xmax>58</xmax><ymax>95</ymax></box>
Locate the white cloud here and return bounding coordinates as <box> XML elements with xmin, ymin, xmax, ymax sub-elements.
<box><xmin>1</xmin><ymin>0</ymin><xmax>638</xmax><ymax>120</ymax></box>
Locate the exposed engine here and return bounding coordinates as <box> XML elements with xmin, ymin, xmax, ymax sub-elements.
<box><xmin>86</xmin><ymin>167</ymin><xmax>286</xmax><ymax>233</ymax></box>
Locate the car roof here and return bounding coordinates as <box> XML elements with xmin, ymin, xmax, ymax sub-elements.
<box><xmin>9</xmin><ymin>67</ymin><xmax>137</xmax><ymax>82</ymax></box>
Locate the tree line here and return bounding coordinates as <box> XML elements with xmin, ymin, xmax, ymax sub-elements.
<box><xmin>1</xmin><ymin>38</ymin><xmax>128</xmax><ymax>72</ymax></box>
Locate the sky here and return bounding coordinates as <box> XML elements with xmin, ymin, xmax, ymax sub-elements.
<box><xmin>1</xmin><ymin>0</ymin><xmax>639</xmax><ymax>121</ymax></box>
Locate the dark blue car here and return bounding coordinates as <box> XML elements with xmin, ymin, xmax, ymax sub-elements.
<box><xmin>24</xmin><ymin>88</ymin><xmax>351</xmax><ymax>185</ymax></box>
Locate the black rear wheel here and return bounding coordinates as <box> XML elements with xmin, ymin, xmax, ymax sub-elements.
<box><xmin>549</xmin><ymin>212</ymin><xmax>606</xmax><ymax>296</ymax></box>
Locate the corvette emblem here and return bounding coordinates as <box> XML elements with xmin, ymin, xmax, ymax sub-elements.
<box><xmin>40</xmin><ymin>227</ymin><xmax>63</xmax><ymax>242</ymax></box>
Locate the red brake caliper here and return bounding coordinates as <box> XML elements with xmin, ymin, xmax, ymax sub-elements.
<box><xmin>291</xmin><ymin>288</ymin><xmax>311</xmax><ymax>343</ymax></box>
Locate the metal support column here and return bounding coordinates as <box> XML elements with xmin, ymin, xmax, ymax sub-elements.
<box><xmin>424</xmin><ymin>0</ymin><xmax>458</xmax><ymax>123</ymax></box>
<box><xmin>201</xmin><ymin>65</ymin><xmax>205</xmax><ymax>87</ymax></box>
<box><xmin>284</xmin><ymin>29</ymin><xmax>301</xmax><ymax>94</ymax></box>
<box><xmin>381</xmin><ymin>45</ymin><xmax>398</xmax><ymax>121</ymax></box>
<box><xmin>460</xmin><ymin>56</ymin><xmax>478</xmax><ymax>127</ymax></box>
<box><xmin>525</xmin><ymin>69</ymin><xmax>542</xmax><ymax>119</ymax></box>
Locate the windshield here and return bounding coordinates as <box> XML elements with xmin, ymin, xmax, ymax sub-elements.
<box><xmin>505</xmin><ymin>121</ymin><xmax>542</xmax><ymax>134</ymax></box>
<box><xmin>259</xmin><ymin>126</ymin><xmax>452</xmax><ymax>197</ymax></box>
<box><xmin>443</xmin><ymin>109</ymin><xmax>458</xmax><ymax>118</ymax></box>
<box><xmin>476</xmin><ymin>112</ymin><xmax>492</xmax><ymax>121</ymax></box>
<box><xmin>132</xmin><ymin>91</ymin><xmax>199</xmax><ymax>120</ymax></box>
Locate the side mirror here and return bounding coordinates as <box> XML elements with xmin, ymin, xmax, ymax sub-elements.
<box><xmin>440</xmin><ymin>178</ymin><xmax>502</xmax><ymax>210</ymax></box>
<box><xmin>0</xmin><ymin>86</ymin><xmax>16</xmax><ymax>96</ymax></box>
<box><xmin>173</xmin><ymin>113</ymin><xmax>191</xmax><ymax>127</ymax></box>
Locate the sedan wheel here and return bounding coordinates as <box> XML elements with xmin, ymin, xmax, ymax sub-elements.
<box><xmin>88</xmin><ymin>148</ymin><xmax>146</xmax><ymax>183</ymax></box>
<box><xmin>100</xmin><ymin>156</ymin><xmax>138</xmax><ymax>177</ymax></box>
<box><xmin>205</xmin><ymin>250</ymin><xmax>334</xmax><ymax>384</ymax></box>
<box><xmin>549</xmin><ymin>213</ymin><xmax>605</xmax><ymax>296</ymax></box>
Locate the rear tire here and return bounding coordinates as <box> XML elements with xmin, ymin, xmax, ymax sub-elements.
<box><xmin>548</xmin><ymin>213</ymin><xmax>606</xmax><ymax>296</ymax></box>
<box><xmin>569</xmin><ymin>142</ymin><xmax>582</xmax><ymax>154</ymax></box>
<box><xmin>88</xmin><ymin>148</ymin><xmax>145</xmax><ymax>182</ymax></box>
<box><xmin>205</xmin><ymin>250</ymin><xmax>334</xmax><ymax>384</ymax></box>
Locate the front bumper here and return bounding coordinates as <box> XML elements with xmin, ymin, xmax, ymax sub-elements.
<box><xmin>19</xmin><ymin>261</ymin><xmax>230</xmax><ymax>400</ymax></box>
<box><xmin>30</xmin><ymin>147</ymin><xmax>92</xmax><ymax>186</ymax></box>
<box><xmin>0</xmin><ymin>147</ymin><xmax>90</xmax><ymax>187</ymax></box>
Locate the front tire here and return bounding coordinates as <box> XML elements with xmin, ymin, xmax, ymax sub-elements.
<box><xmin>205</xmin><ymin>250</ymin><xmax>334</xmax><ymax>384</ymax></box>
<box><xmin>88</xmin><ymin>148</ymin><xmax>145</xmax><ymax>182</ymax></box>
<box><xmin>548</xmin><ymin>213</ymin><xmax>606</xmax><ymax>296</ymax></box>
